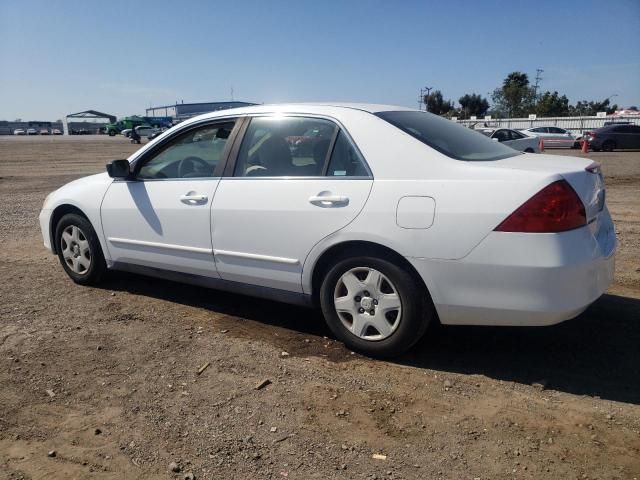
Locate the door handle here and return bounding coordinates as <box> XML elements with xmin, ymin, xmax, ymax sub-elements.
<box><xmin>309</xmin><ymin>194</ymin><xmax>349</xmax><ymax>207</ymax></box>
<box><xmin>180</xmin><ymin>192</ymin><xmax>208</xmax><ymax>204</ymax></box>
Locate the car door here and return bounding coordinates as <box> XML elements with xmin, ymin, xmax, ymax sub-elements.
<box><xmin>617</xmin><ymin>125</ymin><xmax>640</xmax><ymax>148</ymax></box>
<box><xmin>211</xmin><ymin>115</ymin><xmax>373</xmax><ymax>293</ymax></box>
<box><xmin>492</xmin><ymin>129</ymin><xmax>513</xmax><ymax>147</ymax></box>
<box><xmin>499</xmin><ymin>129</ymin><xmax>523</xmax><ymax>151</ymax></box>
<box><xmin>630</xmin><ymin>126</ymin><xmax>640</xmax><ymax>148</ymax></box>
<box><xmin>548</xmin><ymin>127</ymin><xmax>571</xmax><ymax>147</ymax></box>
<box><xmin>101</xmin><ymin>119</ymin><xmax>239</xmax><ymax>277</ymax></box>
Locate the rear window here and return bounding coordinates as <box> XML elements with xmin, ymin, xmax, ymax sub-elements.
<box><xmin>376</xmin><ymin>111</ymin><xmax>520</xmax><ymax>161</ymax></box>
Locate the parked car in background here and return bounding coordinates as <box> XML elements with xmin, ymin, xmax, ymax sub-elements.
<box><xmin>134</xmin><ymin>125</ymin><xmax>160</xmax><ymax>138</ymax></box>
<box><xmin>52</xmin><ymin>129</ymin><xmax>62</xmax><ymax>135</ymax></box>
<box><xmin>13</xmin><ymin>128</ymin><xmax>26</xmax><ymax>135</ymax></box>
<box><xmin>520</xmin><ymin>126</ymin><xmax>579</xmax><ymax>148</ymax></box>
<box><xmin>26</xmin><ymin>128</ymin><xmax>38</xmax><ymax>135</ymax></box>
<box><xmin>587</xmin><ymin>124</ymin><xmax>640</xmax><ymax>151</ymax></box>
<box><xmin>121</xmin><ymin>129</ymin><xmax>132</xmax><ymax>138</ymax></box>
<box><xmin>38</xmin><ymin>104</ymin><xmax>614</xmax><ymax>357</ymax></box>
<box><xmin>40</xmin><ymin>129</ymin><xmax>50</xmax><ymax>135</ymax></box>
<box><xmin>476</xmin><ymin>128</ymin><xmax>540</xmax><ymax>152</ymax></box>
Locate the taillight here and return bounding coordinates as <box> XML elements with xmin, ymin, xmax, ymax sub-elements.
<box><xmin>494</xmin><ymin>180</ymin><xmax>586</xmax><ymax>233</ymax></box>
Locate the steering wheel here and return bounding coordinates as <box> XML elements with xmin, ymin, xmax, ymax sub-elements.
<box><xmin>178</xmin><ymin>156</ymin><xmax>210</xmax><ymax>178</ymax></box>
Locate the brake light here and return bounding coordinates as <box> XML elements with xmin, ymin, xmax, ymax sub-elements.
<box><xmin>495</xmin><ymin>180</ymin><xmax>586</xmax><ymax>233</ymax></box>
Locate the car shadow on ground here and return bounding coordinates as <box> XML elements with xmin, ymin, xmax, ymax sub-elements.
<box><xmin>101</xmin><ymin>274</ymin><xmax>640</xmax><ymax>405</ymax></box>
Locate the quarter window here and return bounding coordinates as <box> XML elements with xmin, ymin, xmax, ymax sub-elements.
<box><xmin>326</xmin><ymin>131</ymin><xmax>369</xmax><ymax>176</ymax></box>
<box><xmin>234</xmin><ymin>117</ymin><xmax>337</xmax><ymax>177</ymax></box>
<box><xmin>137</xmin><ymin>122</ymin><xmax>235</xmax><ymax>179</ymax></box>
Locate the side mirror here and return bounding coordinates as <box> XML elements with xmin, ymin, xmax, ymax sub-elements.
<box><xmin>106</xmin><ymin>159</ymin><xmax>131</xmax><ymax>179</ymax></box>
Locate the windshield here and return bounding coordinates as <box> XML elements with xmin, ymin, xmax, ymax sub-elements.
<box><xmin>376</xmin><ymin>111</ymin><xmax>520</xmax><ymax>161</ymax></box>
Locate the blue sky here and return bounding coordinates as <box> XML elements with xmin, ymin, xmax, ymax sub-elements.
<box><xmin>1</xmin><ymin>0</ymin><xmax>638</xmax><ymax>120</ymax></box>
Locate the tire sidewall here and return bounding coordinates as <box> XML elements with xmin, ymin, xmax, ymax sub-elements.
<box><xmin>55</xmin><ymin>213</ymin><xmax>105</xmax><ymax>285</ymax></box>
<box><xmin>319</xmin><ymin>256</ymin><xmax>430</xmax><ymax>357</ymax></box>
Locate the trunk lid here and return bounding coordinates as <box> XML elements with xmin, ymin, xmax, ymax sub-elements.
<box><xmin>476</xmin><ymin>153</ymin><xmax>606</xmax><ymax>223</ymax></box>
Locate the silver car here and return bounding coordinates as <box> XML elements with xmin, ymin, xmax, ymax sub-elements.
<box><xmin>520</xmin><ymin>126</ymin><xmax>579</xmax><ymax>148</ymax></box>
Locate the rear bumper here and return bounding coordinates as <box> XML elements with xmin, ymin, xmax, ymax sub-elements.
<box><xmin>409</xmin><ymin>210</ymin><xmax>616</xmax><ymax>326</ymax></box>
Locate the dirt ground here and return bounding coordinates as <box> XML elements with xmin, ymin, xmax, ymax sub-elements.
<box><xmin>1</xmin><ymin>136</ymin><xmax>639</xmax><ymax>480</ymax></box>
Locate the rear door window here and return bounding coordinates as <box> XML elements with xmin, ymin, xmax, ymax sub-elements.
<box><xmin>234</xmin><ymin>117</ymin><xmax>336</xmax><ymax>177</ymax></box>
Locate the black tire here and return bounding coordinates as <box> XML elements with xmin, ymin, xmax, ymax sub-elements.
<box><xmin>524</xmin><ymin>148</ymin><xmax>534</xmax><ymax>153</ymax></box>
<box><xmin>108</xmin><ymin>130</ymin><xmax>115</xmax><ymax>137</ymax></box>
<box><xmin>54</xmin><ymin>213</ymin><xmax>106</xmax><ymax>285</ymax></box>
<box><xmin>319</xmin><ymin>255</ymin><xmax>433</xmax><ymax>358</ymax></box>
<box><xmin>591</xmin><ymin>147</ymin><xmax>600</xmax><ymax>152</ymax></box>
<box><xmin>602</xmin><ymin>140</ymin><xmax>615</xmax><ymax>152</ymax></box>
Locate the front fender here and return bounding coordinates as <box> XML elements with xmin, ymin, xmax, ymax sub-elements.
<box><xmin>43</xmin><ymin>173</ymin><xmax>113</xmax><ymax>260</ymax></box>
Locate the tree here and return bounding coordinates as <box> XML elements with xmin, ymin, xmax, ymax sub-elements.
<box><xmin>458</xmin><ymin>93</ymin><xmax>489</xmax><ymax>119</ymax></box>
<box><xmin>535</xmin><ymin>91</ymin><xmax>570</xmax><ymax>117</ymax></box>
<box><xmin>424</xmin><ymin>90</ymin><xmax>454</xmax><ymax>115</ymax></box>
<box><xmin>568</xmin><ymin>99</ymin><xmax>618</xmax><ymax>116</ymax></box>
<box><xmin>491</xmin><ymin>71</ymin><xmax>536</xmax><ymax>118</ymax></box>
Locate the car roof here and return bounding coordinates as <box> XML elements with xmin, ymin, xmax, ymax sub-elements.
<box><xmin>184</xmin><ymin>102</ymin><xmax>415</xmax><ymax>122</ymax></box>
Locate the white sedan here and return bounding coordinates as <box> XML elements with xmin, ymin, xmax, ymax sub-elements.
<box><xmin>39</xmin><ymin>103</ymin><xmax>615</xmax><ymax>357</ymax></box>
<box><xmin>476</xmin><ymin>128</ymin><xmax>541</xmax><ymax>152</ymax></box>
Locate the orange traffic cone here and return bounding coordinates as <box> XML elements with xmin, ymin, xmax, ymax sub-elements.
<box><xmin>539</xmin><ymin>139</ymin><xmax>544</xmax><ymax>152</ymax></box>
<box><xmin>581</xmin><ymin>138</ymin><xmax>589</xmax><ymax>154</ymax></box>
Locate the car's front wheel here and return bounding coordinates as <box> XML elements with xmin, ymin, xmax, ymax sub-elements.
<box><xmin>320</xmin><ymin>256</ymin><xmax>432</xmax><ymax>357</ymax></box>
<box><xmin>55</xmin><ymin>213</ymin><xmax>106</xmax><ymax>285</ymax></box>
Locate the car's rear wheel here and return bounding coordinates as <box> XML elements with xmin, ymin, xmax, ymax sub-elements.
<box><xmin>55</xmin><ymin>213</ymin><xmax>106</xmax><ymax>285</ymax></box>
<box><xmin>524</xmin><ymin>148</ymin><xmax>534</xmax><ymax>153</ymax></box>
<box><xmin>602</xmin><ymin>140</ymin><xmax>616</xmax><ymax>152</ymax></box>
<box><xmin>319</xmin><ymin>256</ymin><xmax>432</xmax><ymax>357</ymax></box>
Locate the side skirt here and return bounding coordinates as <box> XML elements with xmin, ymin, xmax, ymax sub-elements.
<box><xmin>109</xmin><ymin>262</ymin><xmax>314</xmax><ymax>308</ymax></box>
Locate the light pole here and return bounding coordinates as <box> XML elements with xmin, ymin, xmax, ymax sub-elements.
<box><xmin>419</xmin><ymin>86</ymin><xmax>433</xmax><ymax>112</ymax></box>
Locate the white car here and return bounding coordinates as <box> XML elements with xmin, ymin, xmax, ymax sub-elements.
<box><xmin>135</xmin><ymin>125</ymin><xmax>160</xmax><ymax>138</ymax></box>
<box><xmin>476</xmin><ymin>128</ymin><xmax>540</xmax><ymax>153</ymax></box>
<box><xmin>26</xmin><ymin>128</ymin><xmax>38</xmax><ymax>135</ymax></box>
<box><xmin>520</xmin><ymin>126</ymin><xmax>579</xmax><ymax>148</ymax></box>
<box><xmin>13</xmin><ymin>128</ymin><xmax>26</xmax><ymax>135</ymax></box>
<box><xmin>121</xmin><ymin>129</ymin><xmax>132</xmax><ymax>137</ymax></box>
<box><xmin>39</xmin><ymin>104</ymin><xmax>615</xmax><ymax>357</ymax></box>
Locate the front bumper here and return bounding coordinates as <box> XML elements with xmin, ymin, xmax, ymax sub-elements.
<box><xmin>39</xmin><ymin>208</ymin><xmax>53</xmax><ymax>253</ymax></box>
<box><xmin>409</xmin><ymin>209</ymin><xmax>616</xmax><ymax>326</ymax></box>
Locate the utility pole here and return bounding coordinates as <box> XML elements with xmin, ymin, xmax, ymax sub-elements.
<box><xmin>533</xmin><ymin>68</ymin><xmax>544</xmax><ymax>99</ymax></box>
<box><xmin>419</xmin><ymin>86</ymin><xmax>433</xmax><ymax>111</ymax></box>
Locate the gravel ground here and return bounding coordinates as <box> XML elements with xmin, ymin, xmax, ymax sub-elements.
<box><xmin>1</xmin><ymin>136</ymin><xmax>639</xmax><ymax>479</ymax></box>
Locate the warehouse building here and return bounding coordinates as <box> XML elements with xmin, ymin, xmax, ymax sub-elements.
<box><xmin>146</xmin><ymin>101</ymin><xmax>256</xmax><ymax>121</ymax></box>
